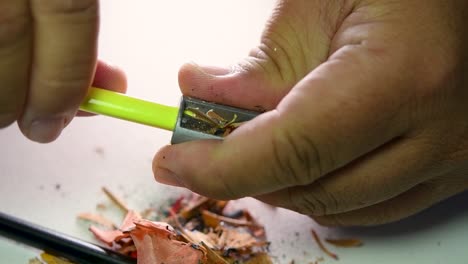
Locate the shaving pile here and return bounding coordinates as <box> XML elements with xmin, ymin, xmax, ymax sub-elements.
<box><xmin>80</xmin><ymin>189</ymin><xmax>272</xmax><ymax>264</ymax></box>
<box><xmin>29</xmin><ymin>187</ymin><xmax>364</xmax><ymax>263</ymax></box>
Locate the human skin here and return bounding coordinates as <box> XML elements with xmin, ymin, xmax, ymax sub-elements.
<box><xmin>153</xmin><ymin>0</ymin><xmax>468</xmax><ymax>226</ymax></box>
<box><xmin>0</xmin><ymin>0</ymin><xmax>126</xmax><ymax>143</ymax></box>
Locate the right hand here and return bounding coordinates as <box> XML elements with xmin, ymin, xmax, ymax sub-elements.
<box><xmin>0</xmin><ymin>0</ymin><xmax>126</xmax><ymax>143</ymax></box>
<box><xmin>154</xmin><ymin>0</ymin><xmax>468</xmax><ymax>226</ymax></box>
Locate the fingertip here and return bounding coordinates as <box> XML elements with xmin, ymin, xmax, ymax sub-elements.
<box><xmin>178</xmin><ymin>63</ymin><xmax>199</xmax><ymax>95</ymax></box>
<box><xmin>153</xmin><ymin>144</ymin><xmax>186</xmax><ymax>186</ymax></box>
<box><xmin>153</xmin><ymin>140</ymin><xmax>238</xmax><ymax>198</ymax></box>
<box><xmin>78</xmin><ymin>61</ymin><xmax>127</xmax><ymax>117</ymax></box>
<box><xmin>22</xmin><ymin>117</ymin><xmax>67</xmax><ymax>143</ymax></box>
<box><xmin>178</xmin><ymin>62</ymin><xmax>228</xmax><ymax>98</ymax></box>
<box><xmin>178</xmin><ymin>61</ymin><xmax>283</xmax><ymax>111</ymax></box>
<box><xmin>179</xmin><ymin>62</ymin><xmax>232</xmax><ymax>79</ymax></box>
<box><xmin>18</xmin><ymin>97</ymin><xmax>77</xmax><ymax>143</ymax></box>
<box><xmin>152</xmin><ymin>144</ymin><xmax>173</xmax><ymax>172</ymax></box>
<box><xmin>93</xmin><ymin>60</ymin><xmax>127</xmax><ymax>94</ymax></box>
<box><xmin>154</xmin><ymin>140</ymin><xmax>218</xmax><ymax>177</ymax></box>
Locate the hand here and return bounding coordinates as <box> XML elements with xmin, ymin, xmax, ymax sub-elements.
<box><xmin>153</xmin><ymin>0</ymin><xmax>468</xmax><ymax>226</ymax></box>
<box><xmin>0</xmin><ymin>0</ymin><xmax>126</xmax><ymax>143</ymax></box>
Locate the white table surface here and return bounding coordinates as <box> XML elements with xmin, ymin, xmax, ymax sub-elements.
<box><xmin>1</xmin><ymin>1</ymin><xmax>467</xmax><ymax>263</ymax></box>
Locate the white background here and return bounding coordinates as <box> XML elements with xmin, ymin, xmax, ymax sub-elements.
<box><xmin>0</xmin><ymin>1</ymin><xmax>467</xmax><ymax>263</ymax></box>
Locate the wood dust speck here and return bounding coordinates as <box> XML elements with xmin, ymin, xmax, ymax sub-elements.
<box><xmin>94</xmin><ymin>146</ymin><xmax>105</xmax><ymax>157</ymax></box>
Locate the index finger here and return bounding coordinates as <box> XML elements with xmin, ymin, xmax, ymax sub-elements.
<box><xmin>19</xmin><ymin>0</ymin><xmax>99</xmax><ymax>143</ymax></box>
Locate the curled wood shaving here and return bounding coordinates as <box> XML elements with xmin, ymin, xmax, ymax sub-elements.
<box><xmin>216</xmin><ymin>227</ymin><xmax>267</xmax><ymax>249</ymax></box>
<box><xmin>119</xmin><ymin>210</ymin><xmax>141</xmax><ymax>231</ymax></box>
<box><xmin>102</xmin><ymin>187</ymin><xmax>130</xmax><ymax>213</ymax></box>
<box><xmin>179</xmin><ymin>196</ymin><xmax>211</xmax><ymax>219</ymax></box>
<box><xmin>206</xmin><ymin>109</ymin><xmax>229</xmax><ymax>126</ymax></box>
<box><xmin>170</xmin><ymin>209</ymin><xmax>228</xmax><ymax>263</ymax></box>
<box><xmin>201</xmin><ymin>210</ymin><xmax>258</xmax><ymax>228</ymax></box>
<box><xmin>311</xmin><ymin>229</ymin><xmax>338</xmax><ymax>260</ymax></box>
<box><xmin>168</xmin><ymin>208</ymin><xmax>192</xmax><ymax>240</ymax></box>
<box><xmin>89</xmin><ymin>226</ymin><xmax>125</xmax><ymax>246</ymax></box>
<box><xmin>130</xmin><ymin>220</ymin><xmax>206</xmax><ymax>264</ymax></box>
<box><xmin>244</xmin><ymin>253</ymin><xmax>274</xmax><ymax>264</ymax></box>
<box><xmin>325</xmin><ymin>238</ymin><xmax>363</xmax><ymax>248</ymax></box>
<box><xmin>200</xmin><ymin>241</ymin><xmax>230</xmax><ymax>264</ymax></box>
<box><xmin>77</xmin><ymin>212</ymin><xmax>116</xmax><ymax>229</ymax></box>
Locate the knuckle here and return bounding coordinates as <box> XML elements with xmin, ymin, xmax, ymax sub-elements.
<box><xmin>32</xmin><ymin>0</ymin><xmax>98</xmax><ymax>16</ymax></box>
<box><xmin>293</xmin><ymin>188</ymin><xmax>328</xmax><ymax>216</ymax></box>
<box><xmin>292</xmin><ymin>181</ymin><xmax>341</xmax><ymax>216</ymax></box>
<box><xmin>249</xmin><ymin>35</ymin><xmax>304</xmax><ymax>86</ymax></box>
<box><xmin>271</xmin><ymin>124</ymin><xmax>324</xmax><ymax>186</ymax></box>
<box><xmin>0</xmin><ymin>7</ymin><xmax>31</xmax><ymax>50</ymax></box>
<box><xmin>257</xmin><ymin>42</ymin><xmax>295</xmax><ymax>84</ymax></box>
<box><xmin>34</xmin><ymin>71</ymin><xmax>89</xmax><ymax>111</ymax></box>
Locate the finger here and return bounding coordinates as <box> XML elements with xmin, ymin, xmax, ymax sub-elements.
<box><xmin>92</xmin><ymin>60</ymin><xmax>127</xmax><ymax>94</ymax></box>
<box><xmin>256</xmin><ymin>132</ymin><xmax>452</xmax><ymax>216</ymax></box>
<box><xmin>19</xmin><ymin>0</ymin><xmax>99</xmax><ymax>143</ymax></box>
<box><xmin>178</xmin><ymin>61</ymin><xmax>290</xmax><ymax>112</ymax></box>
<box><xmin>312</xmin><ymin>174</ymin><xmax>467</xmax><ymax>226</ymax></box>
<box><xmin>177</xmin><ymin>0</ymin><xmax>344</xmax><ymax>110</ymax></box>
<box><xmin>0</xmin><ymin>0</ymin><xmax>31</xmax><ymax>128</ymax></box>
<box><xmin>77</xmin><ymin>60</ymin><xmax>127</xmax><ymax>117</ymax></box>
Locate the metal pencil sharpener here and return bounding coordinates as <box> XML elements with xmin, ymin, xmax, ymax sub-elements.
<box><xmin>171</xmin><ymin>96</ymin><xmax>260</xmax><ymax>144</ymax></box>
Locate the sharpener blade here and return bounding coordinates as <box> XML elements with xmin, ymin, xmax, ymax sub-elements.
<box><xmin>171</xmin><ymin>96</ymin><xmax>260</xmax><ymax>144</ymax></box>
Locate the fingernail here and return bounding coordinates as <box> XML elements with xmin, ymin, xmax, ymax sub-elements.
<box><xmin>28</xmin><ymin>117</ymin><xmax>66</xmax><ymax>143</ymax></box>
<box><xmin>153</xmin><ymin>167</ymin><xmax>183</xmax><ymax>187</ymax></box>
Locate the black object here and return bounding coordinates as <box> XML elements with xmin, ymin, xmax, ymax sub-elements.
<box><xmin>0</xmin><ymin>211</ymin><xmax>136</xmax><ymax>264</ymax></box>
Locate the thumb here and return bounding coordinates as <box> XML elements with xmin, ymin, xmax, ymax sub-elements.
<box><xmin>177</xmin><ymin>60</ymin><xmax>291</xmax><ymax>112</ymax></box>
<box><xmin>177</xmin><ymin>0</ymin><xmax>344</xmax><ymax>111</ymax></box>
